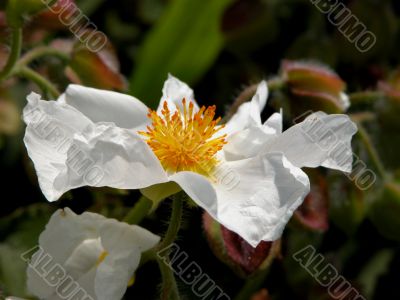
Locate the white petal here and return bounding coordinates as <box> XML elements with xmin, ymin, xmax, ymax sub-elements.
<box><xmin>157</xmin><ymin>74</ymin><xmax>199</xmax><ymax>114</ymax></box>
<box><xmin>52</xmin><ymin>122</ymin><xmax>168</xmax><ymax>198</ymax></box>
<box><xmin>27</xmin><ymin>208</ymin><xmax>99</xmax><ymax>299</ymax></box>
<box><xmin>170</xmin><ymin>171</ymin><xmax>218</xmax><ymax>214</ymax></box>
<box><xmin>23</xmin><ymin>93</ymin><xmax>93</xmax><ymax>201</ymax></box>
<box><xmin>222</xmin><ymin>111</ymin><xmax>282</xmax><ymax>161</ymax></box>
<box><xmin>27</xmin><ymin>208</ymin><xmax>160</xmax><ymax>300</ymax></box>
<box><xmin>263</xmin><ymin>112</ymin><xmax>357</xmax><ymax>172</ymax></box>
<box><xmin>223</xmin><ymin>81</ymin><xmax>268</xmax><ymax>136</ymax></box>
<box><xmin>223</xmin><ymin>126</ymin><xmax>273</xmax><ymax>161</ymax></box>
<box><xmin>95</xmin><ymin>220</ymin><xmax>160</xmax><ymax>300</ymax></box>
<box><xmin>64</xmin><ymin>238</ymin><xmax>103</xmax><ymax>279</ymax></box>
<box><xmin>61</xmin><ymin>84</ymin><xmax>150</xmax><ymax>130</ymax></box>
<box><xmin>171</xmin><ymin>152</ymin><xmax>310</xmax><ymax>247</ymax></box>
<box><xmin>263</xmin><ymin>111</ymin><xmax>282</xmax><ymax>134</ymax></box>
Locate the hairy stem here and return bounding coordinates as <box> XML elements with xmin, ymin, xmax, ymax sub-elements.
<box><xmin>0</xmin><ymin>28</ymin><xmax>23</xmax><ymax>81</ymax></box>
<box><xmin>156</xmin><ymin>193</ymin><xmax>184</xmax><ymax>300</ymax></box>
<box><xmin>15</xmin><ymin>66</ymin><xmax>60</xmax><ymax>98</ymax></box>
<box><xmin>123</xmin><ymin>195</ymin><xmax>152</xmax><ymax>225</ymax></box>
<box><xmin>355</xmin><ymin>121</ymin><xmax>387</xmax><ymax>180</ymax></box>
<box><xmin>18</xmin><ymin>46</ymin><xmax>70</xmax><ymax>66</ymax></box>
<box><xmin>234</xmin><ymin>268</ymin><xmax>270</xmax><ymax>300</ymax></box>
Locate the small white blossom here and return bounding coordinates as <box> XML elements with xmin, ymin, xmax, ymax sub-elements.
<box><xmin>27</xmin><ymin>208</ymin><xmax>159</xmax><ymax>300</ymax></box>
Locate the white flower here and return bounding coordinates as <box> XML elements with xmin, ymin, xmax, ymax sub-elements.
<box><xmin>23</xmin><ymin>75</ymin><xmax>357</xmax><ymax>247</ymax></box>
<box><xmin>26</xmin><ymin>208</ymin><xmax>159</xmax><ymax>300</ymax></box>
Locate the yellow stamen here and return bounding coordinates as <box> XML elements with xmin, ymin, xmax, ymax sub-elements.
<box><xmin>96</xmin><ymin>251</ymin><xmax>108</xmax><ymax>266</ymax></box>
<box><xmin>139</xmin><ymin>99</ymin><xmax>227</xmax><ymax>175</ymax></box>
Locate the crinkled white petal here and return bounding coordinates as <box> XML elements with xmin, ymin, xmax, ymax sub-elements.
<box><xmin>222</xmin><ymin>81</ymin><xmax>268</xmax><ymax>137</ymax></box>
<box><xmin>223</xmin><ymin>127</ymin><xmax>272</xmax><ymax>161</ymax></box>
<box><xmin>23</xmin><ymin>93</ymin><xmax>168</xmax><ymax>202</ymax></box>
<box><xmin>27</xmin><ymin>208</ymin><xmax>159</xmax><ymax>300</ymax></box>
<box><xmin>171</xmin><ymin>152</ymin><xmax>310</xmax><ymax>247</ymax></box>
<box><xmin>61</xmin><ymin>85</ymin><xmax>150</xmax><ymax>130</ymax></box>
<box><xmin>263</xmin><ymin>112</ymin><xmax>357</xmax><ymax>172</ymax></box>
<box><xmin>157</xmin><ymin>74</ymin><xmax>199</xmax><ymax>114</ymax></box>
<box><xmin>53</xmin><ymin>122</ymin><xmax>168</xmax><ymax>199</ymax></box>
<box><xmin>23</xmin><ymin>92</ymin><xmax>93</xmax><ymax>201</ymax></box>
<box><xmin>223</xmin><ymin>112</ymin><xmax>283</xmax><ymax>161</ymax></box>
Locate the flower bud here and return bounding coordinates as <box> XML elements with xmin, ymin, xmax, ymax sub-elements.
<box><xmin>369</xmin><ymin>181</ymin><xmax>400</xmax><ymax>242</ymax></box>
<box><xmin>293</xmin><ymin>170</ymin><xmax>329</xmax><ymax>232</ymax></box>
<box><xmin>281</xmin><ymin>60</ymin><xmax>349</xmax><ymax>114</ymax></box>
<box><xmin>66</xmin><ymin>39</ymin><xmax>126</xmax><ymax>91</ymax></box>
<box><xmin>33</xmin><ymin>0</ymin><xmax>77</xmax><ymax>30</ymax></box>
<box><xmin>203</xmin><ymin>212</ymin><xmax>281</xmax><ymax>278</ymax></box>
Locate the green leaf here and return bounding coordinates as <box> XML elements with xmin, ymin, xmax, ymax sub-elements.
<box><xmin>129</xmin><ymin>0</ymin><xmax>233</xmax><ymax>107</ymax></box>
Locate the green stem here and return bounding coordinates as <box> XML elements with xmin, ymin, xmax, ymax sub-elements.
<box><xmin>18</xmin><ymin>46</ymin><xmax>70</xmax><ymax>66</ymax></box>
<box><xmin>157</xmin><ymin>256</ymin><xmax>181</xmax><ymax>300</ymax></box>
<box><xmin>158</xmin><ymin>194</ymin><xmax>183</xmax><ymax>250</ymax></box>
<box><xmin>139</xmin><ymin>248</ymin><xmax>156</xmax><ymax>268</ymax></box>
<box><xmin>156</xmin><ymin>193</ymin><xmax>184</xmax><ymax>300</ymax></box>
<box><xmin>123</xmin><ymin>195</ymin><xmax>152</xmax><ymax>225</ymax></box>
<box><xmin>349</xmin><ymin>91</ymin><xmax>384</xmax><ymax>106</ymax></box>
<box><xmin>355</xmin><ymin>121</ymin><xmax>387</xmax><ymax>180</ymax></box>
<box><xmin>15</xmin><ymin>66</ymin><xmax>60</xmax><ymax>98</ymax></box>
<box><xmin>267</xmin><ymin>77</ymin><xmax>286</xmax><ymax>91</ymax></box>
<box><xmin>234</xmin><ymin>268</ymin><xmax>270</xmax><ymax>300</ymax></box>
<box><xmin>0</xmin><ymin>28</ymin><xmax>23</xmax><ymax>81</ymax></box>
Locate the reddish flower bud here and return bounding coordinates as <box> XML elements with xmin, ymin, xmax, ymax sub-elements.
<box><xmin>281</xmin><ymin>60</ymin><xmax>349</xmax><ymax>113</ymax></box>
<box><xmin>66</xmin><ymin>39</ymin><xmax>127</xmax><ymax>91</ymax></box>
<box><xmin>294</xmin><ymin>170</ymin><xmax>329</xmax><ymax>232</ymax></box>
<box><xmin>203</xmin><ymin>212</ymin><xmax>281</xmax><ymax>278</ymax></box>
<box><xmin>33</xmin><ymin>0</ymin><xmax>77</xmax><ymax>30</ymax></box>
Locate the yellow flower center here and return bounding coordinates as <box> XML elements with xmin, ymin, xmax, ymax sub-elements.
<box><xmin>139</xmin><ymin>99</ymin><xmax>227</xmax><ymax>175</ymax></box>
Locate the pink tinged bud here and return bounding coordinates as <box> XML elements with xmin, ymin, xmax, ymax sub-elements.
<box><xmin>34</xmin><ymin>0</ymin><xmax>78</xmax><ymax>30</ymax></box>
<box><xmin>281</xmin><ymin>60</ymin><xmax>349</xmax><ymax>113</ymax></box>
<box><xmin>203</xmin><ymin>212</ymin><xmax>281</xmax><ymax>277</ymax></box>
<box><xmin>66</xmin><ymin>40</ymin><xmax>126</xmax><ymax>91</ymax></box>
